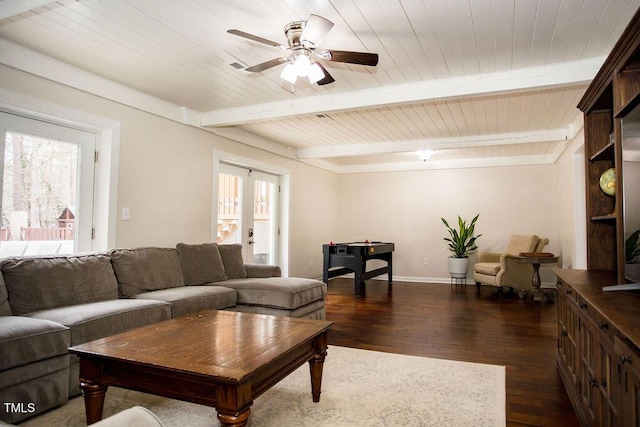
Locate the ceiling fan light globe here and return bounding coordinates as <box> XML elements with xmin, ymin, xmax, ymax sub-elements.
<box><xmin>293</xmin><ymin>54</ymin><xmax>311</xmax><ymax>76</ymax></box>
<box><xmin>308</xmin><ymin>62</ymin><xmax>325</xmax><ymax>84</ymax></box>
<box><xmin>280</xmin><ymin>63</ymin><xmax>298</xmax><ymax>84</ymax></box>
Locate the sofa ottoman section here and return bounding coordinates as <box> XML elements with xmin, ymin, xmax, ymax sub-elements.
<box><xmin>0</xmin><ymin>316</ymin><xmax>70</xmax><ymax>424</ymax></box>
<box><xmin>221</xmin><ymin>277</ymin><xmax>327</xmax><ymax>319</ymax></box>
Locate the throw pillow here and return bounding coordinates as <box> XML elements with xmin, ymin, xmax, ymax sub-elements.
<box><xmin>176</xmin><ymin>243</ymin><xmax>227</xmax><ymax>285</ymax></box>
<box><xmin>219</xmin><ymin>244</ymin><xmax>247</xmax><ymax>279</ymax></box>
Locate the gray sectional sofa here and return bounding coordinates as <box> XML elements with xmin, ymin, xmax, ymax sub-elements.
<box><xmin>0</xmin><ymin>243</ymin><xmax>327</xmax><ymax>424</ymax></box>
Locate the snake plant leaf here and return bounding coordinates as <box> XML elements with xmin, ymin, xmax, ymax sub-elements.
<box><xmin>441</xmin><ymin>214</ymin><xmax>482</xmax><ymax>258</ymax></box>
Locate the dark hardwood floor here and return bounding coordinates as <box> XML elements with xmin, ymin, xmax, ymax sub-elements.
<box><xmin>324</xmin><ymin>278</ymin><xmax>578</xmax><ymax>427</ymax></box>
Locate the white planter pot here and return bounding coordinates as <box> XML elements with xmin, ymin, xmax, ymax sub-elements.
<box><xmin>448</xmin><ymin>257</ymin><xmax>469</xmax><ymax>278</ymax></box>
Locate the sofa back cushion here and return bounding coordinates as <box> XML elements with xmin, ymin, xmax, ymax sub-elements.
<box><xmin>1</xmin><ymin>253</ymin><xmax>118</xmax><ymax>315</ymax></box>
<box><xmin>176</xmin><ymin>242</ymin><xmax>227</xmax><ymax>285</ymax></box>
<box><xmin>0</xmin><ymin>273</ymin><xmax>11</xmax><ymax>316</ymax></box>
<box><xmin>219</xmin><ymin>244</ymin><xmax>247</xmax><ymax>279</ymax></box>
<box><xmin>111</xmin><ymin>247</ymin><xmax>185</xmax><ymax>297</ymax></box>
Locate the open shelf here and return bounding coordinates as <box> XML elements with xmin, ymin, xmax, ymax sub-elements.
<box><xmin>589</xmin><ymin>140</ymin><xmax>615</xmax><ymax>162</ymax></box>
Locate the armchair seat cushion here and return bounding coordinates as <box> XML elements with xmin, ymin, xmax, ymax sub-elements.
<box><xmin>474</xmin><ymin>262</ymin><xmax>501</xmax><ymax>276</ymax></box>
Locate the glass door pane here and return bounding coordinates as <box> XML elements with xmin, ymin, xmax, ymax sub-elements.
<box><xmin>1</xmin><ymin>112</ymin><xmax>95</xmax><ymax>255</ymax></box>
<box><xmin>216</xmin><ymin>172</ymin><xmax>242</xmax><ymax>245</ymax></box>
<box><xmin>252</xmin><ymin>175</ymin><xmax>276</xmax><ymax>264</ymax></box>
<box><xmin>1</xmin><ymin>132</ymin><xmax>79</xmax><ymax>256</ymax></box>
<box><xmin>216</xmin><ymin>164</ymin><xmax>279</xmax><ymax>265</ymax></box>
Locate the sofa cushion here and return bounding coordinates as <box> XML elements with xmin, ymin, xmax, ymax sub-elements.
<box><xmin>131</xmin><ymin>286</ymin><xmax>237</xmax><ymax>318</ymax></box>
<box><xmin>0</xmin><ymin>354</ymin><xmax>70</xmax><ymax>424</ymax></box>
<box><xmin>474</xmin><ymin>262</ymin><xmax>501</xmax><ymax>276</ymax></box>
<box><xmin>219</xmin><ymin>244</ymin><xmax>247</xmax><ymax>279</ymax></box>
<box><xmin>0</xmin><ymin>273</ymin><xmax>10</xmax><ymax>316</ymax></box>
<box><xmin>221</xmin><ymin>277</ymin><xmax>327</xmax><ymax>310</ymax></box>
<box><xmin>176</xmin><ymin>243</ymin><xmax>227</xmax><ymax>285</ymax></box>
<box><xmin>0</xmin><ymin>316</ymin><xmax>70</xmax><ymax>371</ymax></box>
<box><xmin>1</xmin><ymin>253</ymin><xmax>118</xmax><ymax>315</ymax></box>
<box><xmin>111</xmin><ymin>248</ymin><xmax>185</xmax><ymax>297</ymax></box>
<box><xmin>26</xmin><ymin>299</ymin><xmax>171</xmax><ymax>346</ymax></box>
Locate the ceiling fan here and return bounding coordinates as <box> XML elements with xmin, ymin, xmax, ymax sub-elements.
<box><xmin>227</xmin><ymin>14</ymin><xmax>378</xmax><ymax>86</ymax></box>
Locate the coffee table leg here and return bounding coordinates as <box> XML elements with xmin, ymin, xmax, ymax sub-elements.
<box><xmin>309</xmin><ymin>347</ymin><xmax>327</xmax><ymax>402</ymax></box>
<box><xmin>80</xmin><ymin>381</ymin><xmax>107</xmax><ymax>425</ymax></box>
<box><xmin>217</xmin><ymin>407</ymin><xmax>251</xmax><ymax>427</ymax></box>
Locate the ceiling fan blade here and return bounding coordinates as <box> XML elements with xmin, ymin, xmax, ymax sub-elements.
<box><xmin>301</xmin><ymin>14</ymin><xmax>334</xmax><ymax>46</ymax></box>
<box><xmin>315</xmin><ymin>63</ymin><xmax>335</xmax><ymax>86</ymax></box>
<box><xmin>245</xmin><ymin>57</ymin><xmax>289</xmax><ymax>72</ymax></box>
<box><xmin>323</xmin><ymin>50</ymin><xmax>379</xmax><ymax>66</ymax></box>
<box><xmin>227</xmin><ymin>29</ymin><xmax>284</xmax><ymax>48</ymax></box>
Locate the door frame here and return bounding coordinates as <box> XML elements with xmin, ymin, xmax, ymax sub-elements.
<box><xmin>217</xmin><ymin>163</ymin><xmax>279</xmax><ymax>264</ymax></box>
<box><xmin>0</xmin><ymin>111</ymin><xmax>97</xmax><ymax>253</ymax></box>
<box><xmin>0</xmin><ymin>89</ymin><xmax>120</xmax><ymax>251</ymax></box>
<box><xmin>213</xmin><ymin>151</ymin><xmax>290</xmax><ymax>276</ymax></box>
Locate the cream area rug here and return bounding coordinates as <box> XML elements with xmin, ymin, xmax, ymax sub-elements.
<box><xmin>23</xmin><ymin>346</ymin><xmax>505</xmax><ymax>426</ymax></box>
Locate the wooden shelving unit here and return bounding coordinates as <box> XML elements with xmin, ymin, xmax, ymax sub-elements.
<box><xmin>557</xmin><ymin>7</ymin><xmax>640</xmax><ymax>426</ymax></box>
<box><xmin>578</xmin><ymin>9</ymin><xmax>640</xmax><ymax>282</ymax></box>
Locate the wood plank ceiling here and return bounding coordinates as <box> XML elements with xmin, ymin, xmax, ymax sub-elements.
<box><xmin>1</xmin><ymin>0</ymin><xmax>639</xmax><ymax>172</ymax></box>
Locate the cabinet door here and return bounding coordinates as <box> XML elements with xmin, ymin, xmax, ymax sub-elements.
<box><xmin>616</xmin><ymin>336</ymin><xmax>640</xmax><ymax>426</ymax></box>
<box><xmin>558</xmin><ymin>283</ymin><xmax>579</xmax><ymax>389</ymax></box>
<box><xmin>579</xmin><ymin>303</ymin><xmax>618</xmax><ymax>426</ymax></box>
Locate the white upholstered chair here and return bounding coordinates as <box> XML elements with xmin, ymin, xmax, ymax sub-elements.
<box><xmin>473</xmin><ymin>234</ymin><xmax>549</xmax><ymax>295</ymax></box>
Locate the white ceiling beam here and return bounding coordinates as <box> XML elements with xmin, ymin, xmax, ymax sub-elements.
<box><xmin>0</xmin><ymin>39</ymin><xmax>203</xmax><ymax>126</ymax></box>
<box><xmin>296</xmin><ymin>129</ymin><xmax>568</xmax><ymax>159</ymax></box>
<box><xmin>0</xmin><ymin>0</ymin><xmax>57</xmax><ymax>20</ymax></box>
<box><xmin>326</xmin><ymin>153</ymin><xmax>560</xmax><ymax>175</ymax></box>
<box><xmin>200</xmin><ymin>57</ymin><xmax>604</xmax><ymax>128</ymax></box>
<box><xmin>210</xmin><ymin>127</ymin><xmax>297</xmax><ymax>159</ymax></box>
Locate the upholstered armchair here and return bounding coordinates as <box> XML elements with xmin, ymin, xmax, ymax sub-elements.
<box><xmin>473</xmin><ymin>234</ymin><xmax>549</xmax><ymax>295</ymax></box>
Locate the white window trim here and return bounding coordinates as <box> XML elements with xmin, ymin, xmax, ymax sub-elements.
<box><xmin>0</xmin><ymin>88</ymin><xmax>120</xmax><ymax>251</ymax></box>
<box><xmin>213</xmin><ymin>150</ymin><xmax>290</xmax><ymax>276</ymax></box>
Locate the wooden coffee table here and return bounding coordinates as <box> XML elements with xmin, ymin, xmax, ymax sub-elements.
<box><xmin>68</xmin><ymin>310</ymin><xmax>333</xmax><ymax>426</ymax></box>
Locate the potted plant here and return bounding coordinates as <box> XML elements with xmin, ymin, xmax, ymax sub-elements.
<box><xmin>441</xmin><ymin>214</ymin><xmax>482</xmax><ymax>278</ymax></box>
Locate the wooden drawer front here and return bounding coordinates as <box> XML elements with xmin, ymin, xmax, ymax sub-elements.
<box><xmin>616</xmin><ymin>336</ymin><xmax>640</xmax><ymax>382</ymax></box>
<box><xmin>577</xmin><ymin>295</ymin><xmax>615</xmax><ymax>343</ymax></box>
<box><xmin>559</xmin><ymin>281</ymin><xmax>580</xmax><ymax>307</ymax></box>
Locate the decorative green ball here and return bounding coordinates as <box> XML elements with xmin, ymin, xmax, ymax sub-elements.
<box><xmin>599</xmin><ymin>168</ymin><xmax>616</xmax><ymax>196</ymax></box>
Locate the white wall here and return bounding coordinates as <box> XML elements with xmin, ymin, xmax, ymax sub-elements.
<box><xmin>336</xmin><ymin>165</ymin><xmax>560</xmax><ymax>283</ymax></box>
<box><xmin>555</xmin><ymin>128</ymin><xmax>587</xmax><ymax>269</ymax></box>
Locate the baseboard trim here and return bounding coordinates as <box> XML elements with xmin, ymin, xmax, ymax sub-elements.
<box><xmin>321</xmin><ymin>273</ymin><xmax>558</xmax><ymax>288</ymax></box>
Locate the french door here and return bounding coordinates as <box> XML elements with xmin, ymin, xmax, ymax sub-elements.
<box><xmin>216</xmin><ymin>163</ymin><xmax>279</xmax><ymax>265</ymax></box>
<box><xmin>0</xmin><ymin>112</ymin><xmax>96</xmax><ymax>256</ymax></box>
